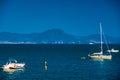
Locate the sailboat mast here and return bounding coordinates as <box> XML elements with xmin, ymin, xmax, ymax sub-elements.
<box><xmin>100</xmin><ymin>22</ymin><xmax>103</xmax><ymax>53</ymax></box>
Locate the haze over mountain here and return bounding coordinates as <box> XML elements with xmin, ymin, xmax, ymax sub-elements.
<box><xmin>0</xmin><ymin>29</ymin><xmax>119</xmax><ymax>44</ymax></box>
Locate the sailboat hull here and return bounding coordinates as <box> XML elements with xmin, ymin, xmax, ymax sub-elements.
<box><xmin>89</xmin><ymin>55</ymin><xmax>112</xmax><ymax>59</ymax></box>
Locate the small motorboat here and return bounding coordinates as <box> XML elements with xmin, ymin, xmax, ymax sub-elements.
<box><xmin>3</xmin><ymin>58</ymin><xmax>25</xmax><ymax>70</ymax></box>
<box><xmin>107</xmin><ymin>48</ymin><xmax>119</xmax><ymax>53</ymax></box>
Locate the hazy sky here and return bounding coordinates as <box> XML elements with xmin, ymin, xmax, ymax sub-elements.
<box><xmin>0</xmin><ymin>0</ymin><xmax>120</xmax><ymax>37</ymax></box>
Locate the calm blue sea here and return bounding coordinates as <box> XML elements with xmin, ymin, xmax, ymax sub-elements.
<box><xmin>0</xmin><ymin>44</ymin><xmax>120</xmax><ymax>80</ymax></box>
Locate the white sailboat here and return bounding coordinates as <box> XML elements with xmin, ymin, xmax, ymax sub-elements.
<box><xmin>88</xmin><ymin>22</ymin><xmax>112</xmax><ymax>59</ymax></box>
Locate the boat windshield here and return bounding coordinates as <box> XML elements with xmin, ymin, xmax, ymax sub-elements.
<box><xmin>8</xmin><ymin>58</ymin><xmax>17</xmax><ymax>63</ymax></box>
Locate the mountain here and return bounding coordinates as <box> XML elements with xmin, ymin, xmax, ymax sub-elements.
<box><xmin>0</xmin><ymin>29</ymin><xmax>79</xmax><ymax>44</ymax></box>
<box><xmin>0</xmin><ymin>29</ymin><xmax>119</xmax><ymax>44</ymax></box>
<box><xmin>36</xmin><ymin>29</ymin><xmax>79</xmax><ymax>43</ymax></box>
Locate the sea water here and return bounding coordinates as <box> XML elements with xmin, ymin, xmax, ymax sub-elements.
<box><xmin>0</xmin><ymin>44</ymin><xmax>120</xmax><ymax>80</ymax></box>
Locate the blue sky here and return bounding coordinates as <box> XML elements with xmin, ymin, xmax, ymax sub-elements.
<box><xmin>0</xmin><ymin>0</ymin><xmax>120</xmax><ymax>37</ymax></box>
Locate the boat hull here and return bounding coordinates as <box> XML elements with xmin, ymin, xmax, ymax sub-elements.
<box><xmin>9</xmin><ymin>67</ymin><xmax>24</xmax><ymax>69</ymax></box>
<box><xmin>3</xmin><ymin>63</ymin><xmax>25</xmax><ymax>69</ymax></box>
<box><xmin>107</xmin><ymin>50</ymin><xmax>119</xmax><ymax>53</ymax></box>
<box><xmin>89</xmin><ymin>55</ymin><xmax>112</xmax><ymax>59</ymax></box>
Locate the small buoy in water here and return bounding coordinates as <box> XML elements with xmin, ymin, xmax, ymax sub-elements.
<box><xmin>81</xmin><ymin>57</ymin><xmax>86</xmax><ymax>60</ymax></box>
<box><xmin>44</xmin><ymin>61</ymin><xmax>48</xmax><ymax>70</ymax></box>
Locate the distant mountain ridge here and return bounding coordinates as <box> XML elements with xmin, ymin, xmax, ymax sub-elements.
<box><xmin>0</xmin><ymin>29</ymin><xmax>119</xmax><ymax>44</ymax></box>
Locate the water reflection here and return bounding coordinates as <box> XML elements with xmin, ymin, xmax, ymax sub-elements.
<box><xmin>3</xmin><ymin>68</ymin><xmax>24</xmax><ymax>74</ymax></box>
<box><xmin>0</xmin><ymin>68</ymin><xmax>25</xmax><ymax>80</ymax></box>
<box><xmin>90</xmin><ymin>58</ymin><xmax>104</xmax><ymax>61</ymax></box>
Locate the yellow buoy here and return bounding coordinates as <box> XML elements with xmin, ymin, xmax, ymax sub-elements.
<box><xmin>44</xmin><ymin>61</ymin><xmax>48</xmax><ymax>70</ymax></box>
